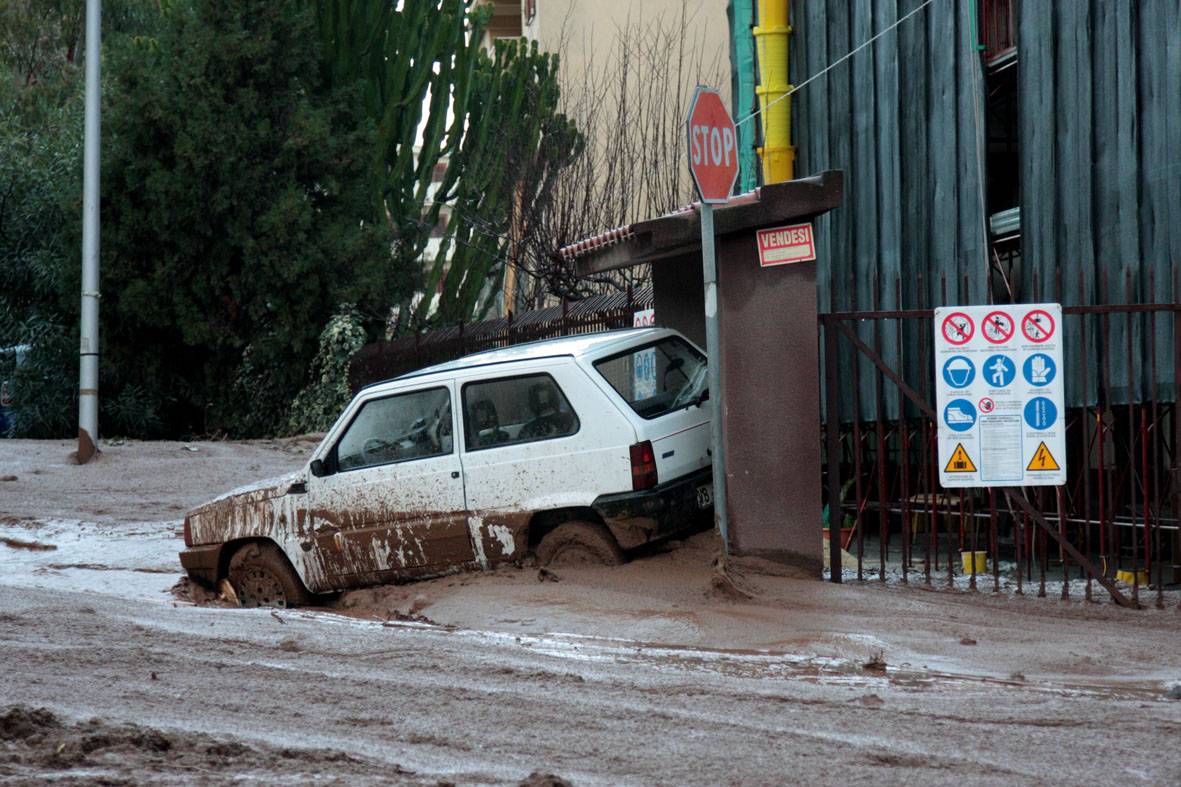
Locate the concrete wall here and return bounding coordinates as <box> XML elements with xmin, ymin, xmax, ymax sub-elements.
<box><xmin>715</xmin><ymin>228</ymin><xmax>821</xmax><ymax>570</ymax></box>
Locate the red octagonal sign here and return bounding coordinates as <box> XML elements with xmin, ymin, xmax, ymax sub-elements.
<box><xmin>686</xmin><ymin>86</ymin><xmax>738</xmax><ymax>204</ymax></box>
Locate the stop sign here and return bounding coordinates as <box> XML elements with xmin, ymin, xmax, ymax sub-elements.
<box><xmin>686</xmin><ymin>86</ymin><xmax>738</xmax><ymax>204</ymax></box>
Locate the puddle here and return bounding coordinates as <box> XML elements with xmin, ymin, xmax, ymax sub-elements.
<box><xmin>0</xmin><ymin>518</ymin><xmax>182</xmax><ymax>600</ymax></box>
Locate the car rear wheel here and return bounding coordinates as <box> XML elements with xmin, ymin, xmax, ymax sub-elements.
<box><xmin>227</xmin><ymin>542</ymin><xmax>311</xmax><ymax>608</ymax></box>
<box><xmin>536</xmin><ymin>521</ymin><xmax>625</xmax><ymax>567</ymax></box>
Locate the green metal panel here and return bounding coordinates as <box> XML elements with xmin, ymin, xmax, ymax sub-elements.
<box><xmin>728</xmin><ymin>0</ymin><xmax>759</xmax><ymax>194</ymax></box>
<box><xmin>791</xmin><ymin>0</ymin><xmax>987</xmax><ymax>419</ymax></box>
<box><xmin>1020</xmin><ymin>0</ymin><xmax>1179</xmax><ymax>405</ymax></box>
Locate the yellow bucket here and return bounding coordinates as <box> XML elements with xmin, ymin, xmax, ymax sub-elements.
<box><xmin>1115</xmin><ymin>569</ymin><xmax>1148</xmax><ymax>586</ymax></box>
<box><xmin>961</xmin><ymin>550</ymin><xmax>988</xmax><ymax>574</ymax></box>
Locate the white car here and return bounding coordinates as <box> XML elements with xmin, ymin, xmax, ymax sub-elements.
<box><xmin>180</xmin><ymin>328</ymin><xmax>714</xmax><ymax>607</ymax></box>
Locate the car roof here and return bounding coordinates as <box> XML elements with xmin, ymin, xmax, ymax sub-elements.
<box><xmin>361</xmin><ymin>327</ymin><xmax>675</xmax><ymax>392</ymax></box>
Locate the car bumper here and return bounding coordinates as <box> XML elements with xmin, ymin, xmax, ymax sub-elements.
<box><xmin>179</xmin><ymin>544</ymin><xmax>221</xmax><ymax>587</ymax></box>
<box><xmin>592</xmin><ymin>467</ymin><xmax>713</xmax><ymax>549</ymax></box>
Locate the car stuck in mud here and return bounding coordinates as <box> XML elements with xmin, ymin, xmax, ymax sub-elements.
<box><xmin>180</xmin><ymin>328</ymin><xmax>714</xmax><ymax>607</ymax></box>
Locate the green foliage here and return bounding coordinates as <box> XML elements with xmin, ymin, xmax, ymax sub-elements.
<box><xmin>287</xmin><ymin>306</ymin><xmax>366</xmax><ymax>434</ymax></box>
<box><xmin>98</xmin><ymin>0</ymin><xmax>403</xmax><ymax>436</ymax></box>
<box><xmin>311</xmin><ymin>0</ymin><xmax>491</xmax><ymax>309</ymax></box>
<box><xmin>0</xmin><ymin>13</ymin><xmax>83</xmax><ymax>438</ymax></box>
<box><xmin>415</xmin><ymin>38</ymin><xmax>580</xmax><ymax>326</ymax></box>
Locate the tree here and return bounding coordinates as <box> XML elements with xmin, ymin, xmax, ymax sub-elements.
<box><xmin>413</xmin><ymin>38</ymin><xmax>579</xmax><ymax>326</ymax></box>
<box><xmin>98</xmin><ymin>0</ymin><xmax>400</xmax><ymax>436</ymax></box>
<box><xmin>509</xmin><ymin>5</ymin><xmax>726</xmax><ymax>307</ymax></box>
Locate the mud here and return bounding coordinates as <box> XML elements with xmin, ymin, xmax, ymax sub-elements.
<box><xmin>3</xmin><ymin>439</ymin><xmax>1181</xmax><ymax>783</ymax></box>
<box><xmin>0</xmin><ymin>705</ymin><xmax>424</xmax><ymax>785</ymax></box>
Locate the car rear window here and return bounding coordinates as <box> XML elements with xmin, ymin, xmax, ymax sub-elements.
<box><xmin>593</xmin><ymin>337</ymin><xmax>707</xmax><ymax>419</ymax></box>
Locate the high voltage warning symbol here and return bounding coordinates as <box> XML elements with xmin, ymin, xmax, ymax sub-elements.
<box><xmin>944</xmin><ymin>443</ymin><xmax>977</xmax><ymax>473</ymax></box>
<box><xmin>1027</xmin><ymin>441</ymin><xmax>1060</xmax><ymax>471</ymax></box>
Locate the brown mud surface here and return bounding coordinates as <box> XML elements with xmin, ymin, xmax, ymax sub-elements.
<box><xmin>2</xmin><ymin>438</ymin><xmax>1181</xmax><ymax>784</ymax></box>
<box><xmin>0</xmin><ymin>705</ymin><xmax>424</xmax><ymax>786</ymax></box>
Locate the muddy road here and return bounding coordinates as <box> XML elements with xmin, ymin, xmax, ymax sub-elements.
<box><xmin>2</xmin><ymin>439</ymin><xmax>1181</xmax><ymax>784</ymax></box>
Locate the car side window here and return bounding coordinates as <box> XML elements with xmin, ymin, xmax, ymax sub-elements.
<box><xmin>462</xmin><ymin>374</ymin><xmax>579</xmax><ymax>451</ymax></box>
<box><xmin>335</xmin><ymin>387</ymin><xmax>452</xmax><ymax>472</ymax></box>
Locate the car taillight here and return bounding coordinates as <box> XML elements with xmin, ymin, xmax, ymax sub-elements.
<box><xmin>183</xmin><ymin>516</ymin><xmax>192</xmax><ymax>547</ymax></box>
<box><xmin>630</xmin><ymin>440</ymin><xmax>658</xmax><ymax>491</ymax></box>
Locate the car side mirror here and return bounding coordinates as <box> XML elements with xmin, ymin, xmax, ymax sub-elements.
<box><xmin>698</xmin><ymin>388</ymin><xmax>709</xmax><ymax>405</ymax></box>
<box><xmin>309</xmin><ymin>458</ymin><xmax>327</xmax><ymax>477</ymax></box>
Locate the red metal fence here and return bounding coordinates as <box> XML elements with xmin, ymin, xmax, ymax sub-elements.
<box><xmin>349</xmin><ymin>286</ymin><xmax>653</xmax><ymax>391</ymax></box>
<box><xmin>820</xmin><ymin>275</ymin><xmax>1179</xmax><ymax>610</ymax></box>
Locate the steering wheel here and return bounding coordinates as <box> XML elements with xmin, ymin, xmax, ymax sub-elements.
<box><xmin>362</xmin><ymin>437</ymin><xmax>396</xmax><ymax>463</ymax></box>
<box><xmin>519</xmin><ymin>415</ymin><xmax>557</xmax><ymax>440</ymax></box>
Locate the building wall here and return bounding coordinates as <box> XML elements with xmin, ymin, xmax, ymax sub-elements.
<box><xmin>790</xmin><ymin>0</ymin><xmax>988</xmax><ymax>420</ymax></box>
<box><xmin>789</xmin><ymin>0</ymin><xmax>1179</xmax><ymax>412</ymax></box>
<box><xmin>1019</xmin><ymin>1</ymin><xmax>1180</xmax><ymax>404</ymax></box>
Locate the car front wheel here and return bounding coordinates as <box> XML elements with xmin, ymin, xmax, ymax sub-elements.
<box><xmin>226</xmin><ymin>542</ymin><xmax>311</xmax><ymax>608</ymax></box>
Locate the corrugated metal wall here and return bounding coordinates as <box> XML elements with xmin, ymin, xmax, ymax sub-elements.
<box><xmin>791</xmin><ymin>0</ymin><xmax>1179</xmax><ymax>415</ymax></box>
<box><xmin>791</xmin><ymin>0</ymin><xmax>989</xmax><ymax>315</ymax></box>
<box><xmin>792</xmin><ymin>0</ymin><xmax>988</xmax><ymax>419</ymax></box>
<box><xmin>1019</xmin><ymin>1</ymin><xmax>1179</xmax><ymax>405</ymax></box>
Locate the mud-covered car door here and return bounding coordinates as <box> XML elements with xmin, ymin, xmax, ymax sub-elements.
<box><xmin>304</xmin><ymin>384</ymin><xmax>474</xmax><ymax>586</ymax></box>
<box><xmin>458</xmin><ymin>367</ymin><xmax>633</xmax><ymax>560</ymax></box>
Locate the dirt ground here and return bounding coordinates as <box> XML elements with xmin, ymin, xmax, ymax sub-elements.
<box><xmin>2</xmin><ymin>438</ymin><xmax>1180</xmax><ymax>785</ymax></box>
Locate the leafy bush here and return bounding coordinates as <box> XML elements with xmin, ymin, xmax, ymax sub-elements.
<box><xmin>287</xmin><ymin>307</ymin><xmax>366</xmax><ymax>434</ymax></box>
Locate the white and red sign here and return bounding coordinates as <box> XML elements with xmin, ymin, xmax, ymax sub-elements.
<box><xmin>935</xmin><ymin>303</ymin><xmax>1065</xmax><ymax>488</ymax></box>
<box><xmin>756</xmin><ymin>223</ymin><xmax>815</xmax><ymax>267</ymax></box>
<box><xmin>632</xmin><ymin>308</ymin><xmax>655</xmax><ymax>327</ymax></box>
<box><xmin>686</xmin><ymin>87</ymin><xmax>738</xmax><ymax>204</ymax></box>
<box><xmin>1021</xmin><ymin>309</ymin><xmax>1055</xmax><ymax>343</ymax></box>
<box><xmin>940</xmin><ymin>312</ymin><xmax>975</xmax><ymax>345</ymax></box>
<box><xmin>982</xmin><ymin>310</ymin><xmax>1015</xmax><ymax>344</ymax></box>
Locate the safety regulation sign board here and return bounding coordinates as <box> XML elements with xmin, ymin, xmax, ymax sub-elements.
<box><xmin>934</xmin><ymin>303</ymin><xmax>1065</xmax><ymax>488</ymax></box>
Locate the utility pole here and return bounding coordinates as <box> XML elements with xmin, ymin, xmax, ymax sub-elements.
<box><xmin>77</xmin><ymin>0</ymin><xmax>101</xmax><ymax>463</ymax></box>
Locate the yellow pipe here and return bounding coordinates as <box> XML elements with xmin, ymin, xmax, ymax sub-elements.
<box><xmin>754</xmin><ymin>0</ymin><xmax>794</xmax><ymax>183</ymax></box>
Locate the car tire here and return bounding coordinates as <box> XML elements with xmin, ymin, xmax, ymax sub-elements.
<box><xmin>536</xmin><ymin>521</ymin><xmax>625</xmax><ymax>567</ymax></box>
<box><xmin>227</xmin><ymin>542</ymin><xmax>311</xmax><ymax>608</ymax></box>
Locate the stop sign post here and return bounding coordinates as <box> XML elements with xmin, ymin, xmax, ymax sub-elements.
<box><xmin>685</xmin><ymin>86</ymin><xmax>737</xmax><ymax>555</ymax></box>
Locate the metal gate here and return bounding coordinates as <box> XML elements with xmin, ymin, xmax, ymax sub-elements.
<box><xmin>819</xmin><ymin>277</ymin><xmax>1180</xmax><ymax>610</ymax></box>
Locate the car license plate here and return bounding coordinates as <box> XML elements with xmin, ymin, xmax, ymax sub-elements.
<box><xmin>696</xmin><ymin>483</ymin><xmax>714</xmax><ymax>509</ymax></box>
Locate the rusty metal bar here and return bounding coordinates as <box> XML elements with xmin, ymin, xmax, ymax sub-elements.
<box><xmin>823</xmin><ymin>315</ymin><xmax>843</xmax><ymax>583</ymax></box>
<box><xmin>1057</xmin><ymin>486</ymin><xmax>1069</xmax><ymax>600</ymax></box>
<box><xmin>897</xmin><ymin>276</ymin><xmax>910</xmax><ymax>584</ymax></box>
<box><xmin>1078</xmin><ymin>268</ymin><xmax>1094</xmax><ymax>602</ymax></box>
<box><xmin>1126</xmin><ymin>275</ymin><xmax>1139</xmax><ymax>606</ymax></box>
<box><xmin>832</xmin><ymin>319</ymin><xmax>936</xmax><ymax>421</ymax></box>
<box><xmin>1002</xmin><ymin>488</ymin><xmax>1135</xmax><ymax>607</ymax></box>
<box><xmin>1149</xmin><ymin>273</ymin><xmax>1163</xmax><ymax>608</ymax></box>
<box><xmin>873</xmin><ymin>286</ymin><xmax>887</xmax><ymax>583</ymax></box>
<box><xmin>851</xmin><ymin>272</ymin><xmax>865</xmax><ymax>580</ymax></box>
<box><xmin>826</xmin><ymin>303</ymin><xmax>1177</xmax><ymax>323</ymax></box>
<box><xmin>989</xmin><ymin>487</ymin><xmax>999</xmax><ymax>593</ymax></box>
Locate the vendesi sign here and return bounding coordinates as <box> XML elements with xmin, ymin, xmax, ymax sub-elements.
<box><xmin>934</xmin><ymin>303</ymin><xmax>1065</xmax><ymax>487</ymax></box>
<box><xmin>756</xmin><ymin>223</ymin><xmax>816</xmax><ymax>267</ymax></box>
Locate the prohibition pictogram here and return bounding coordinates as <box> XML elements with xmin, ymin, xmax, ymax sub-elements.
<box><xmin>978</xmin><ymin>397</ymin><xmax>995</xmax><ymax>414</ymax></box>
<box><xmin>1021</xmin><ymin>309</ymin><xmax>1055</xmax><ymax>343</ymax></box>
<box><xmin>982</xmin><ymin>310</ymin><xmax>1015</xmax><ymax>344</ymax></box>
<box><xmin>941</xmin><ymin>312</ymin><xmax>974</xmax><ymax>345</ymax></box>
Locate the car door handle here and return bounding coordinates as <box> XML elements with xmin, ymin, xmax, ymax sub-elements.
<box><xmin>451</xmin><ymin>471</ymin><xmax>460</xmax><ymax>479</ymax></box>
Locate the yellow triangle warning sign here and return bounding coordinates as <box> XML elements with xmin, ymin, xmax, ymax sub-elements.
<box><xmin>1027</xmin><ymin>441</ymin><xmax>1061</xmax><ymax>471</ymax></box>
<box><xmin>944</xmin><ymin>443</ymin><xmax>977</xmax><ymax>473</ymax></box>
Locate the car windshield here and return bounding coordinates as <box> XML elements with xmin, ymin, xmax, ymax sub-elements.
<box><xmin>593</xmin><ymin>337</ymin><xmax>708</xmax><ymax>419</ymax></box>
